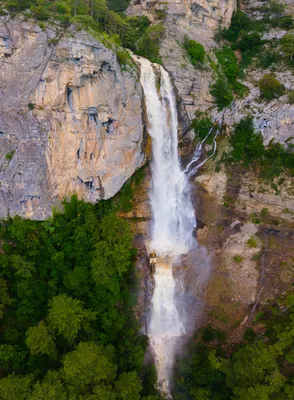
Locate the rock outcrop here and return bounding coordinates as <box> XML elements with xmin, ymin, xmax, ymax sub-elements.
<box><xmin>0</xmin><ymin>18</ymin><xmax>145</xmax><ymax>219</ymax></box>
<box><xmin>216</xmin><ymin>63</ymin><xmax>294</xmax><ymax>147</ymax></box>
<box><xmin>127</xmin><ymin>0</ymin><xmax>237</xmax><ymax>121</ymax></box>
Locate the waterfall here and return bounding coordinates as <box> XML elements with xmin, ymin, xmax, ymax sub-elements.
<box><xmin>137</xmin><ymin>57</ymin><xmax>196</xmax><ymax>396</ymax></box>
<box><xmin>138</xmin><ymin>57</ymin><xmax>195</xmax><ymax>256</ymax></box>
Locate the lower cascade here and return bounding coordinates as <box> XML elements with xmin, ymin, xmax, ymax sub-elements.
<box><xmin>138</xmin><ymin>57</ymin><xmax>197</xmax><ymax>396</ymax></box>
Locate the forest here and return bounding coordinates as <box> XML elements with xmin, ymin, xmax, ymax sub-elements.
<box><xmin>0</xmin><ymin>190</ymin><xmax>293</xmax><ymax>399</ymax></box>
<box><xmin>0</xmin><ymin>0</ymin><xmax>164</xmax><ymax>62</ymax></box>
<box><xmin>0</xmin><ymin>195</ymin><xmax>162</xmax><ymax>399</ymax></box>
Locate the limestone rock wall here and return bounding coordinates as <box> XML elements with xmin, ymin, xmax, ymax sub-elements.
<box><xmin>0</xmin><ymin>18</ymin><xmax>145</xmax><ymax>219</ymax></box>
<box><xmin>127</xmin><ymin>0</ymin><xmax>237</xmax><ymax>122</ymax></box>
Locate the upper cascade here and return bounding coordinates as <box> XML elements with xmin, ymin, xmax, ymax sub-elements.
<box><xmin>137</xmin><ymin>56</ymin><xmax>196</xmax><ymax>256</ymax></box>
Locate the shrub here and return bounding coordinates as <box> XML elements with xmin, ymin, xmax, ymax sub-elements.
<box><xmin>229</xmin><ymin>117</ymin><xmax>264</xmax><ymax>166</ymax></box>
<box><xmin>222</xmin><ymin>10</ymin><xmax>250</xmax><ymax>42</ymax></box>
<box><xmin>238</xmin><ymin>32</ymin><xmax>262</xmax><ymax>52</ymax></box>
<box><xmin>184</xmin><ymin>37</ymin><xmax>205</xmax><ymax>66</ymax></box>
<box><xmin>210</xmin><ymin>78</ymin><xmax>234</xmax><ymax>111</ymax></box>
<box><xmin>233</xmin><ymin>255</ymin><xmax>243</xmax><ymax>263</ymax></box>
<box><xmin>282</xmin><ymin>34</ymin><xmax>294</xmax><ymax>61</ymax></box>
<box><xmin>216</xmin><ymin>47</ymin><xmax>248</xmax><ymax>97</ymax></box>
<box><xmin>227</xmin><ymin>117</ymin><xmax>294</xmax><ymax>179</ymax></box>
<box><xmin>258</xmin><ymin>51</ymin><xmax>280</xmax><ymax>69</ymax></box>
<box><xmin>137</xmin><ymin>24</ymin><xmax>165</xmax><ymax>63</ymax></box>
<box><xmin>191</xmin><ymin>111</ymin><xmax>213</xmax><ymax>140</ymax></box>
<box><xmin>216</xmin><ymin>47</ymin><xmax>239</xmax><ymax>82</ymax></box>
<box><xmin>116</xmin><ymin>49</ymin><xmax>135</xmax><ymax>70</ymax></box>
<box><xmin>260</xmin><ymin>208</ymin><xmax>269</xmax><ymax>219</ymax></box>
<box><xmin>263</xmin><ymin>0</ymin><xmax>285</xmax><ymax>18</ymax></box>
<box><xmin>259</xmin><ymin>74</ymin><xmax>284</xmax><ymax>100</ymax></box>
<box><xmin>278</xmin><ymin>16</ymin><xmax>293</xmax><ymax>29</ymax></box>
<box><xmin>5</xmin><ymin>150</ymin><xmax>15</xmax><ymax>162</ymax></box>
<box><xmin>247</xmin><ymin>236</ymin><xmax>258</xmax><ymax>248</ymax></box>
<box><xmin>260</xmin><ymin>140</ymin><xmax>294</xmax><ymax>180</ymax></box>
<box><xmin>288</xmin><ymin>90</ymin><xmax>294</xmax><ymax>104</ymax></box>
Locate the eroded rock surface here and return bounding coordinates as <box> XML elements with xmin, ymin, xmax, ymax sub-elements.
<box><xmin>127</xmin><ymin>0</ymin><xmax>237</xmax><ymax>120</ymax></box>
<box><xmin>0</xmin><ymin>18</ymin><xmax>145</xmax><ymax>219</ymax></box>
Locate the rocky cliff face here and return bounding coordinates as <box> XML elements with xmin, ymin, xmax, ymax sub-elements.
<box><xmin>128</xmin><ymin>0</ymin><xmax>236</xmax><ymax>42</ymax></box>
<box><xmin>128</xmin><ymin>0</ymin><xmax>236</xmax><ymax>121</ymax></box>
<box><xmin>0</xmin><ymin>18</ymin><xmax>145</xmax><ymax>219</ymax></box>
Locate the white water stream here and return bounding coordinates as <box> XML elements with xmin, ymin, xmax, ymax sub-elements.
<box><xmin>138</xmin><ymin>57</ymin><xmax>196</xmax><ymax>396</ymax></box>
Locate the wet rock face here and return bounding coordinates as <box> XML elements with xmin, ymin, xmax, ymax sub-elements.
<box><xmin>0</xmin><ymin>18</ymin><xmax>145</xmax><ymax>219</ymax></box>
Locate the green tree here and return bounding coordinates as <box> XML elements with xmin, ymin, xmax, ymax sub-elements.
<box><xmin>137</xmin><ymin>24</ymin><xmax>165</xmax><ymax>63</ymax></box>
<box><xmin>210</xmin><ymin>78</ymin><xmax>234</xmax><ymax>110</ymax></box>
<box><xmin>0</xmin><ymin>345</ymin><xmax>26</xmax><ymax>372</ymax></box>
<box><xmin>28</xmin><ymin>371</ymin><xmax>67</xmax><ymax>400</ymax></box>
<box><xmin>183</xmin><ymin>38</ymin><xmax>205</xmax><ymax>66</ymax></box>
<box><xmin>107</xmin><ymin>0</ymin><xmax>131</xmax><ymax>12</ymax></box>
<box><xmin>26</xmin><ymin>321</ymin><xmax>56</xmax><ymax>356</ymax></box>
<box><xmin>62</xmin><ymin>342</ymin><xmax>117</xmax><ymax>392</ymax></box>
<box><xmin>259</xmin><ymin>74</ymin><xmax>285</xmax><ymax>100</ymax></box>
<box><xmin>222</xmin><ymin>10</ymin><xmax>250</xmax><ymax>42</ymax></box>
<box><xmin>229</xmin><ymin>117</ymin><xmax>264</xmax><ymax>166</ymax></box>
<box><xmin>0</xmin><ymin>278</ymin><xmax>12</xmax><ymax>319</ymax></box>
<box><xmin>0</xmin><ymin>374</ymin><xmax>32</xmax><ymax>400</ymax></box>
<box><xmin>264</xmin><ymin>0</ymin><xmax>285</xmax><ymax>18</ymax></box>
<box><xmin>91</xmin><ymin>213</ymin><xmax>133</xmax><ymax>292</ymax></box>
<box><xmin>282</xmin><ymin>33</ymin><xmax>294</xmax><ymax>61</ymax></box>
<box><xmin>115</xmin><ymin>372</ymin><xmax>142</xmax><ymax>400</ymax></box>
<box><xmin>48</xmin><ymin>294</ymin><xmax>96</xmax><ymax>342</ymax></box>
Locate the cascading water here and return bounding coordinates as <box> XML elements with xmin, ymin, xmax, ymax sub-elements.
<box><xmin>137</xmin><ymin>57</ymin><xmax>196</xmax><ymax>396</ymax></box>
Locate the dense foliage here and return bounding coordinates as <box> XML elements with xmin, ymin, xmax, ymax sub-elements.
<box><xmin>0</xmin><ymin>0</ymin><xmax>165</xmax><ymax>63</ymax></box>
<box><xmin>183</xmin><ymin>37</ymin><xmax>206</xmax><ymax>67</ymax></box>
<box><xmin>210</xmin><ymin>78</ymin><xmax>234</xmax><ymax>111</ymax></box>
<box><xmin>174</xmin><ymin>293</ymin><xmax>294</xmax><ymax>399</ymax></box>
<box><xmin>215</xmin><ymin>46</ymin><xmax>248</xmax><ymax>97</ymax></box>
<box><xmin>226</xmin><ymin>117</ymin><xmax>294</xmax><ymax>180</ymax></box>
<box><xmin>191</xmin><ymin>111</ymin><xmax>213</xmax><ymax>141</ymax></box>
<box><xmin>107</xmin><ymin>0</ymin><xmax>131</xmax><ymax>12</ymax></box>
<box><xmin>0</xmin><ymin>194</ymin><xmax>160</xmax><ymax>399</ymax></box>
<box><xmin>258</xmin><ymin>74</ymin><xmax>285</xmax><ymax>100</ymax></box>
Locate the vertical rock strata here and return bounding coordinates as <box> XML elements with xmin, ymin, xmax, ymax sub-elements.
<box><xmin>0</xmin><ymin>18</ymin><xmax>145</xmax><ymax>219</ymax></box>
<box><xmin>127</xmin><ymin>0</ymin><xmax>237</xmax><ymax>118</ymax></box>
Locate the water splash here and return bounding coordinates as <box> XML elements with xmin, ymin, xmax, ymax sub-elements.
<box><xmin>137</xmin><ymin>56</ymin><xmax>196</xmax><ymax>396</ymax></box>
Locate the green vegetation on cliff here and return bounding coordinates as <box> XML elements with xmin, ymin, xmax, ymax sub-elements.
<box><xmin>225</xmin><ymin>117</ymin><xmax>294</xmax><ymax>180</ymax></box>
<box><xmin>183</xmin><ymin>37</ymin><xmax>206</xmax><ymax>67</ymax></box>
<box><xmin>174</xmin><ymin>293</ymin><xmax>294</xmax><ymax>400</ymax></box>
<box><xmin>0</xmin><ymin>0</ymin><xmax>165</xmax><ymax>64</ymax></box>
<box><xmin>0</xmin><ymin>195</ymin><xmax>160</xmax><ymax>399</ymax></box>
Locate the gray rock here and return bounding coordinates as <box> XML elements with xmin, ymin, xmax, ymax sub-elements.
<box><xmin>0</xmin><ymin>18</ymin><xmax>145</xmax><ymax>219</ymax></box>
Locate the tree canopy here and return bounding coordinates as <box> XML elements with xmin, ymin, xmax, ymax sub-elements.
<box><xmin>0</xmin><ymin>194</ymin><xmax>160</xmax><ymax>398</ymax></box>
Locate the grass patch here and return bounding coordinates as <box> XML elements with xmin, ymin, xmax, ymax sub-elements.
<box><xmin>5</xmin><ymin>150</ymin><xmax>15</xmax><ymax>162</ymax></box>
<box><xmin>233</xmin><ymin>255</ymin><xmax>244</xmax><ymax>263</ymax></box>
<box><xmin>247</xmin><ymin>236</ymin><xmax>258</xmax><ymax>248</ymax></box>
